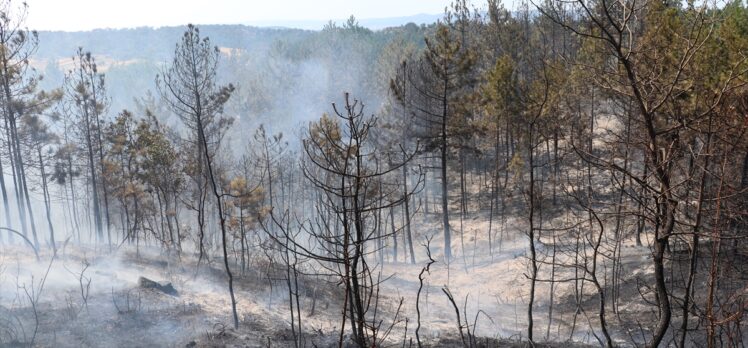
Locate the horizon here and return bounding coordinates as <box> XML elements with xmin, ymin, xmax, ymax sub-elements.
<box><xmin>24</xmin><ymin>0</ymin><xmax>454</xmax><ymax>31</ymax></box>
<box><xmin>29</xmin><ymin>13</ymin><xmax>444</xmax><ymax>33</ymax></box>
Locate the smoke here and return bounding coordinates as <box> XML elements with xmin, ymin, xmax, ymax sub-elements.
<box><xmin>0</xmin><ymin>22</ymin><xmax>435</xmax><ymax>347</ymax></box>
<box><xmin>0</xmin><ymin>244</ymin><xmax>251</xmax><ymax>346</ymax></box>
<box><xmin>5</xmin><ymin>23</ymin><xmax>421</xmax><ymax>252</ymax></box>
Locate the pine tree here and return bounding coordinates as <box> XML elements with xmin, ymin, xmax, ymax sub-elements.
<box><xmin>392</xmin><ymin>22</ymin><xmax>474</xmax><ymax>261</ymax></box>
<box><xmin>157</xmin><ymin>24</ymin><xmax>238</xmax><ymax>329</ymax></box>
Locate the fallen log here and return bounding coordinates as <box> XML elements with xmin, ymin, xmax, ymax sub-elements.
<box><xmin>138</xmin><ymin>276</ymin><xmax>178</xmax><ymax>296</ymax></box>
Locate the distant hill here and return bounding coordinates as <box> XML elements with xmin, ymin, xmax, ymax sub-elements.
<box><xmin>245</xmin><ymin>13</ymin><xmax>443</xmax><ymax>30</ymax></box>
<box><xmin>35</xmin><ymin>25</ymin><xmax>314</xmax><ymax>61</ymax></box>
<box><xmin>31</xmin><ymin>22</ymin><xmax>432</xmax><ymax>138</ymax></box>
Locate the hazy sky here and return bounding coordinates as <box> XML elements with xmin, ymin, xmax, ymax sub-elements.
<box><xmin>24</xmin><ymin>0</ymin><xmax>452</xmax><ymax>31</ymax></box>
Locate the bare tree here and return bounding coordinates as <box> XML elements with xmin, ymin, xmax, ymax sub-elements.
<box><xmin>157</xmin><ymin>24</ymin><xmax>238</xmax><ymax>329</ymax></box>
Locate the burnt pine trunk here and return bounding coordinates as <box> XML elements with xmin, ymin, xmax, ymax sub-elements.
<box><xmin>526</xmin><ymin>121</ymin><xmax>537</xmax><ymax>344</ymax></box>
<box><xmin>75</xmin><ymin>61</ymin><xmax>105</xmax><ymax>244</ymax></box>
<box><xmin>89</xmin><ymin>73</ymin><xmax>112</xmax><ymax>248</ymax></box>
<box><xmin>403</xmin><ymin>161</ymin><xmax>416</xmax><ymax>264</ymax></box>
<box><xmin>37</xmin><ymin>146</ymin><xmax>55</xmax><ymax>253</ymax></box>
<box><xmin>441</xmin><ymin>78</ymin><xmax>452</xmax><ymax>260</ymax></box>
<box><xmin>679</xmin><ymin>120</ymin><xmax>712</xmax><ymax>348</ymax></box>
<box><xmin>19</xmin><ymin>154</ymin><xmax>39</xmax><ymax>247</ymax></box>
<box><xmin>0</xmin><ymin>151</ymin><xmax>11</xmax><ymax>242</ymax></box>
<box><xmin>197</xmin><ymin>117</ymin><xmax>239</xmax><ymax>329</ymax></box>
<box><xmin>1</xmin><ymin>52</ymin><xmax>31</xmax><ymax>241</ymax></box>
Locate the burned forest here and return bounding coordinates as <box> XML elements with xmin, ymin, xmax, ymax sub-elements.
<box><xmin>0</xmin><ymin>0</ymin><xmax>747</xmax><ymax>347</ymax></box>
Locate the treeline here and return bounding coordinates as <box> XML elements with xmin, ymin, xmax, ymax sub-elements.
<box><xmin>35</xmin><ymin>18</ymin><xmax>430</xmax><ymax>127</ymax></box>
<box><xmin>0</xmin><ymin>0</ymin><xmax>747</xmax><ymax>347</ymax></box>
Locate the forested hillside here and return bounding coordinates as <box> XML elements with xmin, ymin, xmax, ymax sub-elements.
<box><xmin>0</xmin><ymin>0</ymin><xmax>747</xmax><ymax>347</ymax></box>
<box><xmin>34</xmin><ymin>20</ymin><xmax>430</xmax><ymax>134</ymax></box>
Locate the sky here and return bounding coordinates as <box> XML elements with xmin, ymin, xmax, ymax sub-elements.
<box><xmin>24</xmin><ymin>0</ymin><xmax>453</xmax><ymax>31</ymax></box>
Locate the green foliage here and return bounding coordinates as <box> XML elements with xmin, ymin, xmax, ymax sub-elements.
<box><xmin>482</xmin><ymin>55</ymin><xmax>517</xmax><ymax>123</ymax></box>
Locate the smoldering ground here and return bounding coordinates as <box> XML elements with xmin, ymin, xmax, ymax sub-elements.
<box><xmin>0</xmin><ymin>244</ymin><xmax>351</xmax><ymax>347</ymax></box>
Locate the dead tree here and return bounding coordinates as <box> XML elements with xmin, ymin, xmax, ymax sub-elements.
<box><xmin>268</xmin><ymin>93</ymin><xmax>420</xmax><ymax>347</ymax></box>
<box><xmin>157</xmin><ymin>24</ymin><xmax>238</xmax><ymax>329</ymax></box>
